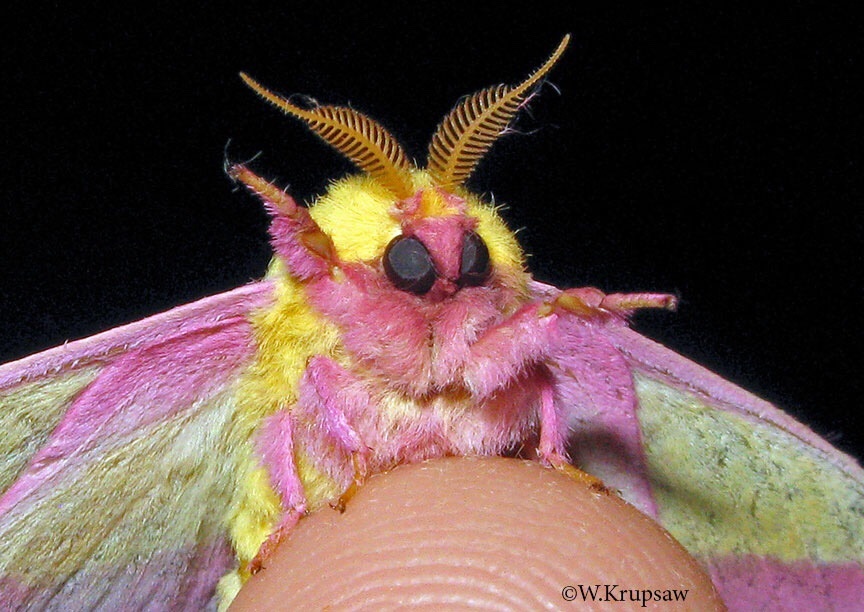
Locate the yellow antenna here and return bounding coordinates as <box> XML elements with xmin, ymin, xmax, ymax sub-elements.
<box><xmin>240</xmin><ymin>73</ymin><xmax>415</xmax><ymax>199</ymax></box>
<box><xmin>426</xmin><ymin>34</ymin><xmax>570</xmax><ymax>191</ymax></box>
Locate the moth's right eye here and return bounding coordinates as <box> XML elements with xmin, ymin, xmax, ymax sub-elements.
<box><xmin>383</xmin><ymin>236</ymin><xmax>437</xmax><ymax>295</ymax></box>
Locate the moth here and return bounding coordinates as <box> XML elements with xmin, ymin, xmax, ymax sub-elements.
<box><xmin>1</xmin><ymin>34</ymin><xmax>862</xmax><ymax>610</ymax></box>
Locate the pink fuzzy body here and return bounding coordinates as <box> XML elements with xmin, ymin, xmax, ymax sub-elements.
<box><xmin>286</xmin><ymin>257</ymin><xmax>555</xmax><ymax>490</ymax></box>
<box><xmin>248</xmin><ymin>190</ymin><xmax>579</xmax><ymax>511</ymax></box>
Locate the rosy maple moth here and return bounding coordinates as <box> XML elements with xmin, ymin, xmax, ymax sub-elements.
<box><xmin>2</xmin><ymin>33</ymin><xmax>863</xmax><ymax>610</ymax></box>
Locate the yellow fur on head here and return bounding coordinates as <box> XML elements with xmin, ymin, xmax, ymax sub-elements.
<box><xmin>310</xmin><ymin>171</ymin><xmax>526</xmax><ymax>275</ymax></box>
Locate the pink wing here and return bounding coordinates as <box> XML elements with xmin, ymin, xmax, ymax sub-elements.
<box><xmin>0</xmin><ymin>281</ymin><xmax>273</xmax><ymax>610</ymax></box>
<box><xmin>536</xmin><ymin>282</ymin><xmax>864</xmax><ymax>609</ymax></box>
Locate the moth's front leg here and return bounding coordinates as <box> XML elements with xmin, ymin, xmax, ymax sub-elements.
<box><xmin>553</xmin><ymin>287</ymin><xmax>677</xmax><ymax>317</ymax></box>
<box><xmin>463</xmin><ymin>287</ymin><xmax>634</xmax><ymax>399</ymax></box>
<box><xmin>462</xmin><ymin>301</ymin><xmax>557</xmax><ymax>399</ymax></box>
<box><xmin>462</xmin><ymin>288</ymin><xmax>668</xmax><ymax>484</ymax></box>
<box><xmin>250</xmin><ymin>409</ymin><xmax>306</xmax><ymax>575</ymax></box>
<box><xmin>250</xmin><ymin>357</ymin><xmax>371</xmax><ymax>572</ymax></box>
<box><xmin>461</xmin><ymin>301</ymin><xmax>570</xmax><ymax>465</ymax></box>
<box><xmin>460</xmin><ymin>287</ymin><xmax>660</xmax><ymax>398</ymax></box>
<box><xmin>537</xmin><ymin>379</ymin><xmax>608</xmax><ymax>491</ymax></box>
<box><xmin>296</xmin><ymin>355</ymin><xmax>372</xmax><ymax>509</ymax></box>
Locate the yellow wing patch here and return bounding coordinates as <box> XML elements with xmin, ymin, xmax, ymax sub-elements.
<box><xmin>0</xmin><ymin>368</ymin><xmax>101</xmax><ymax>493</ymax></box>
<box><xmin>2</xmin><ymin>388</ymin><xmax>239</xmax><ymax>584</ymax></box>
<box><xmin>637</xmin><ymin>374</ymin><xmax>864</xmax><ymax>562</ymax></box>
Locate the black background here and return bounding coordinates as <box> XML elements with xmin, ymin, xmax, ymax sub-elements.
<box><xmin>3</xmin><ymin>6</ymin><xmax>862</xmax><ymax>460</ymax></box>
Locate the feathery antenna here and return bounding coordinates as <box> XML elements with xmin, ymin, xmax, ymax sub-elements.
<box><xmin>426</xmin><ymin>34</ymin><xmax>570</xmax><ymax>190</ymax></box>
<box><xmin>240</xmin><ymin>73</ymin><xmax>415</xmax><ymax>199</ymax></box>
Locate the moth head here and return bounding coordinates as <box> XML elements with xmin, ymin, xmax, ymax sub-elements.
<box><xmin>233</xmin><ymin>35</ymin><xmax>569</xmax><ymax>300</ymax></box>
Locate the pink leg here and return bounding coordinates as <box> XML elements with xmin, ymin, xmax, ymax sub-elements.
<box><xmin>537</xmin><ymin>381</ymin><xmax>609</xmax><ymax>494</ymax></box>
<box><xmin>296</xmin><ymin>356</ymin><xmax>371</xmax><ymax>507</ymax></box>
<box><xmin>537</xmin><ymin>380</ymin><xmax>567</xmax><ymax>466</ymax></box>
<box><xmin>251</xmin><ymin>410</ymin><xmax>307</xmax><ymax>573</ymax></box>
<box><xmin>555</xmin><ymin>287</ymin><xmax>677</xmax><ymax>318</ymax></box>
<box><xmin>256</xmin><ymin>410</ymin><xmax>306</xmax><ymax>512</ymax></box>
<box><xmin>464</xmin><ymin>287</ymin><xmax>676</xmax><ymax>401</ymax></box>
<box><xmin>600</xmin><ymin>292</ymin><xmax>678</xmax><ymax>313</ymax></box>
<box><xmin>251</xmin><ymin>355</ymin><xmax>374</xmax><ymax>571</ymax></box>
<box><xmin>463</xmin><ymin>287</ymin><xmax>659</xmax><ymax>494</ymax></box>
<box><xmin>462</xmin><ymin>302</ymin><xmax>557</xmax><ymax>399</ymax></box>
<box><xmin>299</xmin><ymin>355</ymin><xmax>368</xmax><ymax>458</ymax></box>
<box><xmin>536</xmin><ymin>378</ymin><xmax>607</xmax><ymax>491</ymax></box>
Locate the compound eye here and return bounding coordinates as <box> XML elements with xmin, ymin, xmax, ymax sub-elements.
<box><xmin>383</xmin><ymin>236</ymin><xmax>437</xmax><ymax>294</ymax></box>
<box><xmin>459</xmin><ymin>232</ymin><xmax>491</xmax><ymax>287</ymax></box>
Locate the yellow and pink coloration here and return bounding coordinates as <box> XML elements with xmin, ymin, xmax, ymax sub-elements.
<box><xmin>1</xmin><ymin>35</ymin><xmax>863</xmax><ymax>610</ymax></box>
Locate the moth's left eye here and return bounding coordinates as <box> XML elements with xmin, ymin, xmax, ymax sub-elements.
<box><xmin>459</xmin><ymin>232</ymin><xmax>491</xmax><ymax>287</ymax></box>
<box><xmin>383</xmin><ymin>235</ymin><xmax>438</xmax><ymax>295</ymax></box>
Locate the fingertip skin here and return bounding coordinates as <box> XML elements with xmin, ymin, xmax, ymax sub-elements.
<box><xmin>231</xmin><ymin>457</ymin><xmax>724</xmax><ymax>610</ymax></box>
